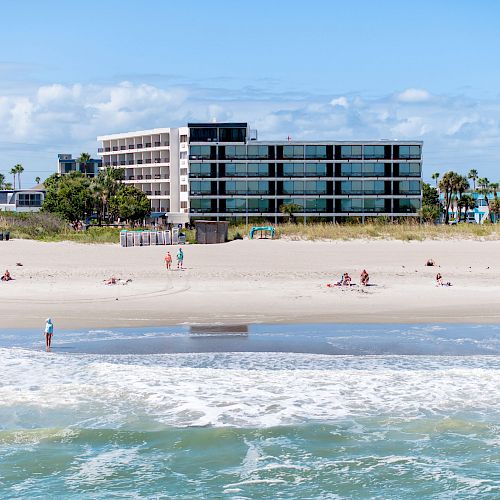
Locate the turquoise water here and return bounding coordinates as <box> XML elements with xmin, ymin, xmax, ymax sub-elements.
<box><xmin>0</xmin><ymin>324</ymin><xmax>499</xmax><ymax>498</ymax></box>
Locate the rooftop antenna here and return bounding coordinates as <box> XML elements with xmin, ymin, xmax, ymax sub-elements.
<box><xmin>212</xmin><ymin>117</ymin><xmax>217</xmax><ymax>123</ymax></box>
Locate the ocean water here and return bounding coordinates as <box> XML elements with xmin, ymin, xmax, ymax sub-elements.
<box><xmin>0</xmin><ymin>324</ymin><xmax>499</xmax><ymax>498</ymax></box>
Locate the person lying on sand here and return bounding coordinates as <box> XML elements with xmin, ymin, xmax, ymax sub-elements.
<box><xmin>436</xmin><ymin>273</ymin><xmax>452</xmax><ymax>287</ymax></box>
<box><xmin>1</xmin><ymin>270</ymin><xmax>12</xmax><ymax>281</ymax></box>
<box><xmin>104</xmin><ymin>277</ymin><xmax>132</xmax><ymax>285</ymax></box>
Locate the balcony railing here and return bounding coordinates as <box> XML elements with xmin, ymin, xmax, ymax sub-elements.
<box><xmin>112</xmin><ymin>147</ymin><xmax>118</xmax><ymax>151</ymax></box>
<box><xmin>137</xmin><ymin>144</ymin><xmax>143</xmax><ymax>148</ymax></box>
<box><xmin>128</xmin><ymin>176</ymin><xmax>135</xmax><ymax>180</ymax></box>
<box><xmin>120</xmin><ymin>146</ymin><xmax>126</xmax><ymax>150</ymax></box>
<box><xmin>145</xmin><ymin>143</ymin><xmax>151</xmax><ymax>148</ymax></box>
<box><xmin>146</xmin><ymin>175</ymin><xmax>152</xmax><ymax>180</ymax></box>
<box><xmin>145</xmin><ymin>159</ymin><xmax>152</xmax><ymax>164</ymax></box>
<box><xmin>137</xmin><ymin>175</ymin><xmax>143</xmax><ymax>180</ymax></box>
<box><xmin>128</xmin><ymin>145</ymin><xmax>134</xmax><ymax>149</ymax></box>
<box><xmin>154</xmin><ymin>142</ymin><xmax>161</xmax><ymax>147</ymax></box>
<box><xmin>146</xmin><ymin>191</ymin><xmax>152</xmax><ymax>195</ymax></box>
<box><xmin>137</xmin><ymin>160</ymin><xmax>143</xmax><ymax>165</ymax></box>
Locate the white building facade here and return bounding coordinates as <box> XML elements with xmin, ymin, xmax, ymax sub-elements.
<box><xmin>97</xmin><ymin>127</ymin><xmax>190</xmax><ymax>224</ymax></box>
<box><xmin>0</xmin><ymin>189</ymin><xmax>45</xmax><ymax>213</ymax></box>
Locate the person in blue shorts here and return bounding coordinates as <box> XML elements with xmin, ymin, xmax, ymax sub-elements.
<box><xmin>44</xmin><ymin>318</ymin><xmax>54</xmax><ymax>350</ymax></box>
<box><xmin>177</xmin><ymin>248</ymin><xmax>184</xmax><ymax>269</ymax></box>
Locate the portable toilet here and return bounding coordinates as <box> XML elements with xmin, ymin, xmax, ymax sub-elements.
<box><xmin>126</xmin><ymin>232</ymin><xmax>134</xmax><ymax>247</ymax></box>
<box><xmin>120</xmin><ymin>230</ymin><xmax>128</xmax><ymax>247</ymax></box>
<box><xmin>133</xmin><ymin>231</ymin><xmax>142</xmax><ymax>246</ymax></box>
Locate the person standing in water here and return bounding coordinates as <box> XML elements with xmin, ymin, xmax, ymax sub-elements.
<box><xmin>44</xmin><ymin>318</ymin><xmax>54</xmax><ymax>350</ymax></box>
<box><xmin>177</xmin><ymin>248</ymin><xmax>184</xmax><ymax>270</ymax></box>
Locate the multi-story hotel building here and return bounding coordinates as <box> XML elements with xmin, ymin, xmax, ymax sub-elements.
<box><xmin>97</xmin><ymin>127</ymin><xmax>190</xmax><ymax>223</ymax></box>
<box><xmin>57</xmin><ymin>154</ymin><xmax>102</xmax><ymax>177</ymax></box>
<box><xmin>188</xmin><ymin>122</ymin><xmax>423</xmax><ymax>222</ymax></box>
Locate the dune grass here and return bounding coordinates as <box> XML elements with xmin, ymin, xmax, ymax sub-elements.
<box><xmin>227</xmin><ymin>221</ymin><xmax>500</xmax><ymax>241</ymax></box>
<box><xmin>2</xmin><ymin>212</ymin><xmax>500</xmax><ymax>243</ymax></box>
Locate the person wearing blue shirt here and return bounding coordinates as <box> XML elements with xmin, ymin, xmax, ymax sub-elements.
<box><xmin>44</xmin><ymin>318</ymin><xmax>54</xmax><ymax>350</ymax></box>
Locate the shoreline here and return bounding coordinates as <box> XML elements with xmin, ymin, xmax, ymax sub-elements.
<box><xmin>2</xmin><ymin>238</ymin><xmax>500</xmax><ymax>329</ymax></box>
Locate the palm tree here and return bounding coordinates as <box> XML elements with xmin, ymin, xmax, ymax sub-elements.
<box><xmin>468</xmin><ymin>169</ymin><xmax>478</xmax><ymax>192</ymax></box>
<box><xmin>15</xmin><ymin>164</ymin><xmax>24</xmax><ymax>189</ymax></box>
<box><xmin>9</xmin><ymin>166</ymin><xmax>17</xmax><ymax>190</ymax></box>
<box><xmin>458</xmin><ymin>194</ymin><xmax>475</xmax><ymax>222</ymax></box>
<box><xmin>431</xmin><ymin>172</ymin><xmax>440</xmax><ymax>188</ymax></box>
<box><xmin>439</xmin><ymin>171</ymin><xmax>467</xmax><ymax>224</ymax></box>
<box><xmin>477</xmin><ymin>177</ymin><xmax>492</xmax><ymax>222</ymax></box>
<box><xmin>77</xmin><ymin>152</ymin><xmax>92</xmax><ymax>176</ymax></box>
<box><xmin>3</xmin><ymin>182</ymin><xmax>13</xmax><ymax>190</ymax></box>
<box><xmin>0</xmin><ymin>173</ymin><xmax>5</xmax><ymax>189</ymax></box>
<box><xmin>35</xmin><ymin>176</ymin><xmax>41</xmax><ymax>185</ymax></box>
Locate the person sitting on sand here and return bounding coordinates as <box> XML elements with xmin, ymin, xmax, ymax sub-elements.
<box><xmin>104</xmin><ymin>277</ymin><xmax>118</xmax><ymax>285</ymax></box>
<box><xmin>1</xmin><ymin>270</ymin><xmax>12</xmax><ymax>281</ymax></box>
<box><xmin>436</xmin><ymin>273</ymin><xmax>452</xmax><ymax>287</ymax></box>
<box><xmin>360</xmin><ymin>269</ymin><xmax>369</xmax><ymax>286</ymax></box>
<box><xmin>342</xmin><ymin>272</ymin><xmax>352</xmax><ymax>286</ymax></box>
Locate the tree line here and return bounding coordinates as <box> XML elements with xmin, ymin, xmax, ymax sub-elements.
<box><xmin>422</xmin><ymin>169</ymin><xmax>500</xmax><ymax>223</ymax></box>
<box><xmin>0</xmin><ymin>164</ymin><xmax>27</xmax><ymax>190</ymax></box>
<box><xmin>42</xmin><ymin>153</ymin><xmax>150</xmax><ymax>226</ymax></box>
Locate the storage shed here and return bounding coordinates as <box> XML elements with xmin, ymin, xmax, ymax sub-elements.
<box><xmin>195</xmin><ymin>220</ymin><xmax>229</xmax><ymax>244</ymax></box>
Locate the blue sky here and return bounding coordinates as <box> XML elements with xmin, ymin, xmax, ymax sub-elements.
<box><xmin>1</xmin><ymin>0</ymin><xmax>500</xmax><ymax>184</ymax></box>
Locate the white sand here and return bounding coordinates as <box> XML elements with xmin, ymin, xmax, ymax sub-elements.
<box><xmin>0</xmin><ymin>238</ymin><xmax>499</xmax><ymax>328</ymax></box>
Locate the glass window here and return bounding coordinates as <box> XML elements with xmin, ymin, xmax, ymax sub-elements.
<box><xmin>18</xmin><ymin>193</ymin><xmax>42</xmax><ymax>207</ymax></box>
<box><xmin>397</xmin><ymin>198</ymin><xmax>420</xmax><ymax>213</ymax></box>
<box><xmin>190</xmin><ymin>181</ymin><xmax>211</xmax><ymax>194</ymax></box>
<box><xmin>364</xmin><ymin>199</ymin><xmax>385</xmax><ymax>212</ymax></box>
<box><xmin>225</xmin><ymin>145</ymin><xmax>247</xmax><ymax>159</ymax></box>
<box><xmin>399</xmin><ymin>145</ymin><xmax>421</xmax><ymax>159</ymax></box>
<box><xmin>225</xmin><ymin>181</ymin><xmax>247</xmax><ymax>194</ymax></box>
<box><xmin>190</xmin><ymin>145</ymin><xmax>211</xmax><ymax>159</ymax></box>
<box><xmin>364</xmin><ymin>145</ymin><xmax>385</xmax><ymax>159</ymax></box>
<box><xmin>305</xmin><ymin>163</ymin><xmax>327</xmax><ymax>176</ymax></box>
<box><xmin>340</xmin><ymin>145</ymin><xmax>362</xmax><ymax>159</ymax></box>
<box><xmin>247</xmin><ymin>163</ymin><xmax>269</xmax><ymax>176</ymax></box>
<box><xmin>190</xmin><ymin>199</ymin><xmax>211</xmax><ymax>211</ymax></box>
<box><xmin>248</xmin><ymin>199</ymin><xmax>270</xmax><ymax>212</ymax></box>
<box><xmin>363</xmin><ymin>180</ymin><xmax>385</xmax><ymax>194</ymax></box>
<box><xmin>341</xmin><ymin>198</ymin><xmax>364</xmax><ymax>212</ymax></box>
<box><xmin>398</xmin><ymin>163</ymin><xmax>421</xmax><ymax>176</ymax></box>
<box><xmin>341</xmin><ymin>163</ymin><xmax>362</xmax><ymax>176</ymax></box>
<box><xmin>341</xmin><ymin>181</ymin><xmax>363</xmax><ymax>194</ymax></box>
<box><xmin>247</xmin><ymin>145</ymin><xmax>269</xmax><ymax>159</ymax></box>
<box><xmin>283</xmin><ymin>145</ymin><xmax>304</xmax><ymax>159</ymax></box>
<box><xmin>219</xmin><ymin>127</ymin><xmax>246</xmax><ymax>142</ymax></box>
<box><xmin>283</xmin><ymin>163</ymin><xmax>305</xmax><ymax>176</ymax></box>
<box><xmin>283</xmin><ymin>181</ymin><xmax>304</xmax><ymax>194</ymax></box>
<box><xmin>305</xmin><ymin>145</ymin><xmax>327</xmax><ymax>159</ymax></box>
<box><xmin>190</xmin><ymin>163</ymin><xmax>211</xmax><ymax>177</ymax></box>
<box><xmin>362</xmin><ymin>163</ymin><xmax>385</xmax><ymax>176</ymax></box>
<box><xmin>305</xmin><ymin>181</ymin><xmax>327</xmax><ymax>194</ymax></box>
<box><xmin>226</xmin><ymin>198</ymin><xmax>247</xmax><ymax>212</ymax></box>
<box><xmin>399</xmin><ymin>180</ymin><xmax>421</xmax><ymax>194</ymax></box>
<box><xmin>247</xmin><ymin>181</ymin><xmax>269</xmax><ymax>194</ymax></box>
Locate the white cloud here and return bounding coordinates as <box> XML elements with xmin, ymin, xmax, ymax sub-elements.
<box><xmin>1</xmin><ymin>82</ymin><xmax>500</xmax><ymax>183</ymax></box>
<box><xmin>396</xmin><ymin>88</ymin><xmax>432</xmax><ymax>103</ymax></box>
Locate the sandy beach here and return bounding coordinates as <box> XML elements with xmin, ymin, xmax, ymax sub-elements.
<box><xmin>0</xmin><ymin>238</ymin><xmax>499</xmax><ymax>328</ymax></box>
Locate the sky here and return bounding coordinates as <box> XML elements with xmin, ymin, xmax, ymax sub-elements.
<box><xmin>1</xmin><ymin>0</ymin><xmax>500</xmax><ymax>185</ymax></box>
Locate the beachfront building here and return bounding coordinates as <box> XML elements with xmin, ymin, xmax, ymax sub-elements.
<box><xmin>0</xmin><ymin>188</ymin><xmax>45</xmax><ymax>213</ymax></box>
<box><xmin>57</xmin><ymin>154</ymin><xmax>101</xmax><ymax>177</ymax></box>
<box><xmin>188</xmin><ymin>122</ymin><xmax>423</xmax><ymax>222</ymax></box>
<box><xmin>97</xmin><ymin>128</ymin><xmax>189</xmax><ymax>224</ymax></box>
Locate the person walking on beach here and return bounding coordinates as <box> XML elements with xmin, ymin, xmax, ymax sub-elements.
<box><xmin>44</xmin><ymin>318</ymin><xmax>54</xmax><ymax>350</ymax></box>
<box><xmin>164</xmin><ymin>251</ymin><xmax>172</xmax><ymax>270</ymax></box>
<box><xmin>177</xmin><ymin>248</ymin><xmax>184</xmax><ymax>270</ymax></box>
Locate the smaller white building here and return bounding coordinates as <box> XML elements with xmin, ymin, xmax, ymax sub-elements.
<box><xmin>0</xmin><ymin>189</ymin><xmax>45</xmax><ymax>212</ymax></box>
